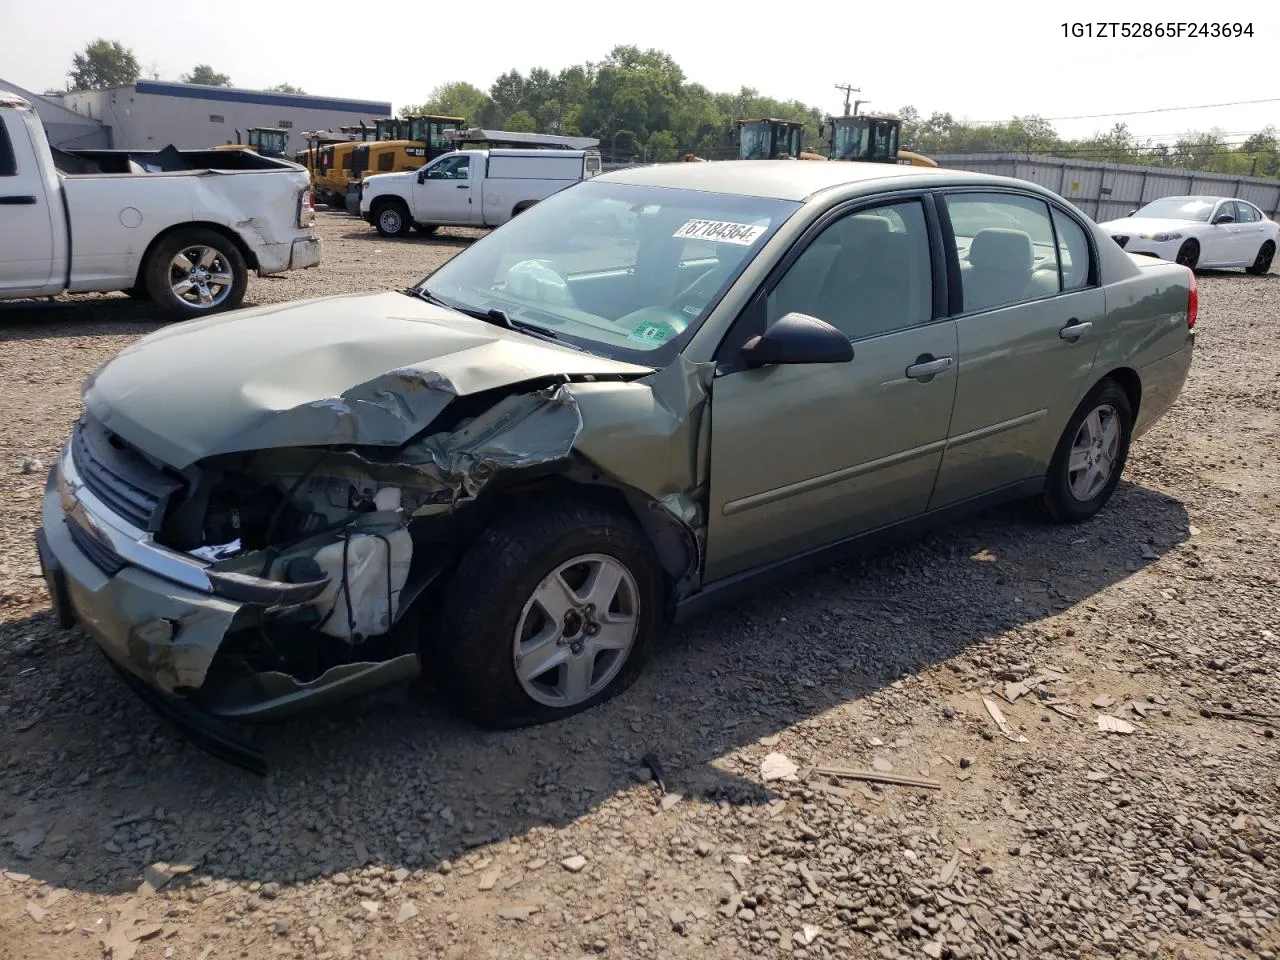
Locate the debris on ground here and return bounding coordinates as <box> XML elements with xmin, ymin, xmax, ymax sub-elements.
<box><xmin>982</xmin><ymin>696</ymin><xmax>1029</xmax><ymax>743</ymax></box>
<box><xmin>760</xmin><ymin>752</ymin><xmax>799</xmax><ymax>782</ymax></box>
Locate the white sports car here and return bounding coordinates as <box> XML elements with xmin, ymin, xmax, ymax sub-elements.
<box><xmin>1097</xmin><ymin>196</ymin><xmax>1277</xmax><ymax>275</ymax></box>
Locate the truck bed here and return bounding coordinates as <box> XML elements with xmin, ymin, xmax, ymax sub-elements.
<box><xmin>53</xmin><ymin>145</ymin><xmax>300</xmax><ymax>176</ymax></box>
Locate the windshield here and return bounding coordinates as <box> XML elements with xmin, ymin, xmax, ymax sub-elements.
<box><xmin>739</xmin><ymin>123</ymin><xmax>770</xmax><ymax>160</ymax></box>
<box><xmin>1133</xmin><ymin>197</ymin><xmax>1216</xmax><ymax>221</ymax></box>
<box><xmin>832</xmin><ymin>121</ymin><xmax>870</xmax><ymax>160</ymax></box>
<box><xmin>419</xmin><ymin>180</ymin><xmax>799</xmax><ymax>366</ymax></box>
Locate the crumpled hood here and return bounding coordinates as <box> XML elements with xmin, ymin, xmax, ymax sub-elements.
<box><xmin>84</xmin><ymin>291</ymin><xmax>654</xmax><ymax>469</ymax></box>
<box><xmin>1097</xmin><ymin>217</ymin><xmax>1197</xmax><ymax>236</ymax></box>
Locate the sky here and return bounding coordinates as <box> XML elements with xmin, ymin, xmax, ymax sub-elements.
<box><xmin>1</xmin><ymin>0</ymin><xmax>1276</xmax><ymax>145</ymax></box>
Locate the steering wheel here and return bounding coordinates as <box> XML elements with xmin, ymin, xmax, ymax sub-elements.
<box><xmin>503</xmin><ymin>259</ymin><xmax>577</xmax><ymax>309</ymax></box>
<box><xmin>670</xmin><ymin>262</ymin><xmax>730</xmax><ymax>318</ymax></box>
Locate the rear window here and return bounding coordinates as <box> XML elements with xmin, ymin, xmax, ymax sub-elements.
<box><xmin>0</xmin><ymin>117</ymin><xmax>16</xmax><ymax>176</ymax></box>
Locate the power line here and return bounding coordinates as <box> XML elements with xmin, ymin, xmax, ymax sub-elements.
<box><xmin>970</xmin><ymin>97</ymin><xmax>1280</xmax><ymax>125</ymax></box>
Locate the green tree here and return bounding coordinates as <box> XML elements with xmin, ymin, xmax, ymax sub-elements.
<box><xmin>403</xmin><ymin>81</ymin><xmax>491</xmax><ymax>123</ymax></box>
<box><xmin>181</xmin><ymin>65</ymin><xmax>231</xmax><ymax>87</ymax></box>
<box><xmin>267</xmin><ymin>83</ymin><xmax>306</xmax><ymax>95</ymax></box>
<box><xmin>504</xmin><ymin>110</ymin><xmax>538</xmax><ymax>133</ymax></box>
<box><xmin>68</xmin><ymin>39</ymin><xmax>140</xmax><ymax>90</ymax></box>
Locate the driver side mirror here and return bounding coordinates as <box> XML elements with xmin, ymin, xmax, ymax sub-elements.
<box><xmin>1213</xmin><ymin>213</ymin><xmax>1235</xmax><ymax>224</ymax></box>
<box><xmin>740</xmin><ymin>312</ymin><xmax>854</xmax><ymax>369</ymax></box>
<box><xmin>417</xmin><ymin>170</ymin><xmax>427</xmax><ymax>184</ymax></box>
<box><xmin>1126</xmin><ymin>209</ymin><xmax>1137</xmax><ymax>217</ymax></box>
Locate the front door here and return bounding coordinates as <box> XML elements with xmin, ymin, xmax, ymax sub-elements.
<box><xmin>411</xmin><ymin>154</ymin><xmax>475</xmax><ymax>225</ymax></box>
<box><xmin>705</xmin><ymin>197</ymin><xmax>959</xmax><ymax>582</ymax></box>
<box><xmin>0</xmin><ymin>111</ymin><xmax>56</xmax><ymax>296</ymax></box>
<box><xmin>930</xmin><ymin>191</ymin><xmax>1104</xmax><ymax>508</ymax></box>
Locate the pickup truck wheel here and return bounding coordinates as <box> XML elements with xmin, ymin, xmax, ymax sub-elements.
<box><xmin>1039</xmin><ymin>379</ymin><xmax>1133</xmax><ymax>524</ymax></box>
<box><xmin>1246</xmin><ymin>240</ymin><xmax>1275</xmax><ymax>276</ymax></box>
<box><xmin>122</xmin><ymin>286</ymin><xmax>151</xmax><ymax>301</ymax></box>
<box><xmin>437</xmin><ymin>498</ymin><xmax>662</xmax><ymax>729</ymax></box>
<box><xmin>144</xmin><ymin>229</ymin><xmax>247</xmax><ymax>318</ymax></box>
<box><xmin>412</xmin><ymin>223</ymin><xmax>438</xmax><ymax>236</ymax></box>
<box><xmin>373</xmin><ymin>201</ymin><xmax>411</xmax><ymax>237</ymax></box>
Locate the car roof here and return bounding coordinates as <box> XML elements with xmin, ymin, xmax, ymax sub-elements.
<box><xmin>595</xmin><ymin>159</ymin><xmax>1008</xmax><ymax>202</ymax></box>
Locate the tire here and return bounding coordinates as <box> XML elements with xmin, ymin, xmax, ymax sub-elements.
<box><xmin>438</xmin><ymin>498</ymin><xmax>663</xmax><ymax>729</ymax></box>
<box><xmin>1174</xmin><ymin>239</ymin><xmax>1199</xmax><ymax>270</ymax></box>
<box><xmin>1039</xmin><ymin>379</ymin><xmax>1133</xmax><ymax>524</ymax></box>
<box><xmin>412</xmin><ymin>223</ymin><xmax>439</xmax><ymax>236</ymax></box>
<box><xmin>511</xmin><ymin>201</ymin><xmax>536</xmax><ymax>219</ymax></box>
<box><xmin>143</xmin><ymin>228</ymin><xmax>248</xmax><ymax>319</ymax></box>
<box><xmin>1246</xmin><ymin>240</ymin><xmax>1275</xmax><ymax>276</ymax></box>
<box><xmin>122</xmin><ymin>285</ymin><xmax>151</xmax><ymax>301</ymax></box>
<box><xmin>373</xmin><ymin>201</ymin><xmax>411</xmax><ymax>237</ymax></box>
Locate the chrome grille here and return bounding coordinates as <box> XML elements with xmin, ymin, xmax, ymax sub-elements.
<box><xmin>65</xmin><ymin>516</ymin><xmax>125</xmax><ymax>575</ymax></box>
<box><xmin>70</xmin><ymin>416</ymin><xmax>184</xmax><ymax>532</ymax></box>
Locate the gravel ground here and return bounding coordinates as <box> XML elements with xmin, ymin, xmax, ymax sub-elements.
<box><xmin>1</xmin><ymin>211</ymin><xmax>1278</xmax><ymax>960</ymax></box>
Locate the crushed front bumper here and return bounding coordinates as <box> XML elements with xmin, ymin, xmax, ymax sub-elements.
<box><xmin>35</xmin><ymin>445</ymin><xmax>419</xmax><ymax>772</ymax></box>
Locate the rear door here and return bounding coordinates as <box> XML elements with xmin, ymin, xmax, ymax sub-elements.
<box><xmin>410</xmin><ymin>153</ymin><xmax>475</xmax><ymax>225</ymax></box>
<box><xmin>705</xmin><ymin>195</ymin><xmax>958</xmax><ymax>581</ymax></box>
<box><xmin>0</xmin><ymin>109</ymin><xmax>57</xmax><ymax>296</ymax></box>
<box><xmin>929</xmin><ymin>190</ymin><xmax>1104</xmax><ymax>509</ymax></box>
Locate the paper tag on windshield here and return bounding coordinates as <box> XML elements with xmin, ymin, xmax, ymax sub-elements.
<box><xmin>672</xmin><ymin>219</ymin><xmax>766</xmax><ymax>246</ymax></box>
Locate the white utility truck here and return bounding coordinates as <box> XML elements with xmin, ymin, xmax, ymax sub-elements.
<box><xmin>0</xmin><ymin>91</ymin><xmax>321</xmax><ymax>318</ymax></box>
<box><xmin>358</xmin><ymin>148</ymin><xmax>601</xmax><ymax>237</ymax></box>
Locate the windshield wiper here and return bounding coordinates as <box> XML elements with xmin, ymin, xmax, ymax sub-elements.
<box><xmin>408</xmin><ymin>286</ymin><xmax>584</xmax><ymax>351</ymax></box>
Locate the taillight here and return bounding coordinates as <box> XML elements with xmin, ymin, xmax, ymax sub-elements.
<box><xmin>1186</xmin><ymin>267</ymin><xmax>1198</xmax><ymax>329</ymax></box>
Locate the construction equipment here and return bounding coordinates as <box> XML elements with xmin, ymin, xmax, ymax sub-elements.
<box><xmin>822</xmin><ymin>114</ymin><xmax>937</xmax><ymax>167</ymax></box>
<box><xmin>212</xmin><ymin>127</ymin><xmax>290</xmax><ymax>159</ymax></box>
<box><xmin>735</xmin><ymin>119</ymin><xmax>826</xmax><ymax>161</ymax></box>
<box><xmin>342</xmin><ymin>115</ymin><xmax>468</xmax><ymax>213</ymax></box>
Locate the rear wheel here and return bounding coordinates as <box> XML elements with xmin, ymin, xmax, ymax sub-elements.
<box><xmin>143</xmin><ymin>228</ymin><xmax>248</xmax><ymax>319</ymax></box>
<box><xmin>1039</xmin><ymin>379</ymin><xmax>1133</xmax><ymax>523</ymax></box>
<box><xmin>438</xmin><ymin>498</ymin><xmax>663</xmax><ymax>729</ymax></box>
<box><xmin>1246</xmin><ymin>240</ymin><xmax>1275</xmax><ymax>276</ymax></box>
<box><xmin>373</xmin><ymin>201</ymin><xmax>411</xmax><ymax>237</ymax></box>
<box><xmin>412</xmin><ymin>223</ymin><xmax>438</xmax><ymax>236</ymax></box>
<box><xmin>1175</xmin><ymin>239</ymin><xmax>1200</xmax><ymax>270</ymax></box>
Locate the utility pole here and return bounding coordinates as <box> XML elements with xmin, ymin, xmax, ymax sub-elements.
<box><xmin>834</xmin><ymin>83</ymin><xmax>860</xmax><ymax>117</ymax></box>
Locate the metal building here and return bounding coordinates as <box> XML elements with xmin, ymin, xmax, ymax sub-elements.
<box><xmin>935</xmin><ymin>153</ymin><xmax>1280</xmax><ymax>222</ymax></box>
<box><xmin>52</xmin><ymin>80</ymin><xmax>392</xmax><ymax>154</ymax></box>
<box><xmin>0</xmin><ymin>76</ymin><xmax>109</xmax><ymax>148</ymax></box>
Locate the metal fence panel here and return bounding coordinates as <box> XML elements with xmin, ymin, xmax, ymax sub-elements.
<box><xmin>934</xmin><ymin>153</ymin><xmax>1280</xmax><ymax>221</ymax></box>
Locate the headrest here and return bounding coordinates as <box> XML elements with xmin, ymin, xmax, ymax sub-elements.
<box><xmin>968</xmin><ymin>228</ymin><xmax>1033</xmax><ymax>272</ymax></box>
<box><xmin>837</xmin><ymin>214</ymin><xmax>891</xmax><ymax>249</ymax></box>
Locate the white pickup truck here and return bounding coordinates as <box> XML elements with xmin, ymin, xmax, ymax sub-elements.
<box><xmin>0</xmin><ymin>91</ymin><xmax>321</xmax><ymax>318</ymax></box>
<box><xmin>359</xmin><ymin>148</ymin><xmax>601</xmax><ymax>237</ymax></box>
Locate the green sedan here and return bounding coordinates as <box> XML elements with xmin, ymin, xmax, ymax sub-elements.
<box><xmin>37</xmin><ymin>160</ymin><xmax>1196</xmax><ymax>769</ymax></box>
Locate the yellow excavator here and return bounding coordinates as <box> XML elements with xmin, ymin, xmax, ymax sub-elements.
<box><xmin>735</xmin><ymin>119</ymin><xmax>827</xmax><ymax>160</ymax></box>
<box><xmin>821</xmin><ymin>114</ymin><xmax>937</xmax><ymax>166</ymax></box>
<box><xmin>212</xmin><ymin>127</ymin><xmax>290</xmax><ymax>159</ymax></box>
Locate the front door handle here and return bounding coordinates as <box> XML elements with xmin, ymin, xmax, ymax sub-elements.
<box><xmin>455</xmin><ymin>184</ymin><xmax>468</xmax><ymax>189</ymax></box>
<box><xmin>0</xmin><ymin>195</ymin><xmax>37</xmax><ymax>205</ymax></box>
<box><xmin>1059</xmin><ymin>320</ymin><xmax>1093</xmax><ymax>341</ymax></box>
<box><xmin>905</xmin><ymin>356</ymin><xmax>954</xmax><ymax>380</ymax></box>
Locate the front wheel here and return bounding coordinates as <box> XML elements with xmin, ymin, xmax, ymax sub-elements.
<box><xmin>438</xmin><ymin>498</ymin><xmax>663</xmax><ymax>728</ymax></box>
<box><xmin>143</xmin><ymin>228</ymin><xmax>248</xmax><ymax>319</ymax></box>
<box><xmin>1246</xmin><ymin>240</ymin><xmax>1275</xmax><ymax>276</ymax></box>
<box><xmin>1174</xmin><ymin>239</ymin><xmax>1200</xmax><ymax>270</ymax></box>
<box><xmin>1039</xmin><ymin>379</ymin><xmax>1133</xmax><ymax>523</ymax></box>
<box><xmin>373</xmin><ymin>201</ymin><xmax>412</xmax><ymax>237</ymax></box>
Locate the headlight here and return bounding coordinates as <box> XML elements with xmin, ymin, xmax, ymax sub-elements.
<box><xmin>1139</xmin><ymin>232</ymin><xmax>1182</xmax><ymax>242</ymax></box>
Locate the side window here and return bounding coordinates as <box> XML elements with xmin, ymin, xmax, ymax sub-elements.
<box><xmin>1238</xmin><ymin>202</ymin><xmax>1260</xmax><ymax>223</ymax></box>
<box><xmin>377</xmin><ymin>152</ymin><xmax>395</xmax><ymax>172</ymax></box>
<box><xmin>945</xmin><ymin>192</ymin><xmax>1061</xmax><ymax>313</ymax></box>
<box><xmin>426</xmin><ymin>156</ymin><xmax>469</xmax><ymax>180</ymax></box>
<box><xmin>1051</xmin><ymin>208</ymin><xmax>1092</xmax><ymax>290</ymax></box>
<box><xmin>767</xmin><ymin>199</ymin><xmax>933</xmax><ymax>341</ymax></box>
<box><xmin>1217</xmin><ymin>201</ymin><xmax>1238</xmax><ymax>223</ymax></box>
<box><xmin>0</xmin><ymin>118</ymin><xmax>16</xmax><ymax>177</ymax></box>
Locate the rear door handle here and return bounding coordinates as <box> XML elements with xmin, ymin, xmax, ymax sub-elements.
<box><xmin>0</xmin><ymin>195</ymin><xmax>37</xmax><ymax>205</ymax></box>
<box><xmin>905</xmin><ymin>356</ymin><xmax>954</xmax><ymax>380</ymax></box>
<box><xmin>455</xmin><ymin>184</ymin><xmax>468</xmax><ymax>189</ymax></box>
<box><xmin>1059</xmin><ymin>320</ymin><xmax>1093</xmax><ymax>340</ymax></box>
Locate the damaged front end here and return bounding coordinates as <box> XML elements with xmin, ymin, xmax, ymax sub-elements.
<box><xmin>40</xmin><ymin>330</ymin><xmax>715</xmax><ymax>771</ymax></box>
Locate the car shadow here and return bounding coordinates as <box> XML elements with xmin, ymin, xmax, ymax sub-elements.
<box><xmin>0</xmin><ymin>480</ymin><xmax>1191</xmax><ymax>895</ymax></box>
<box><xmin>0</xmin><ymin>296</ymin><xmax>168</xmax><ymax>340</ymax></box>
